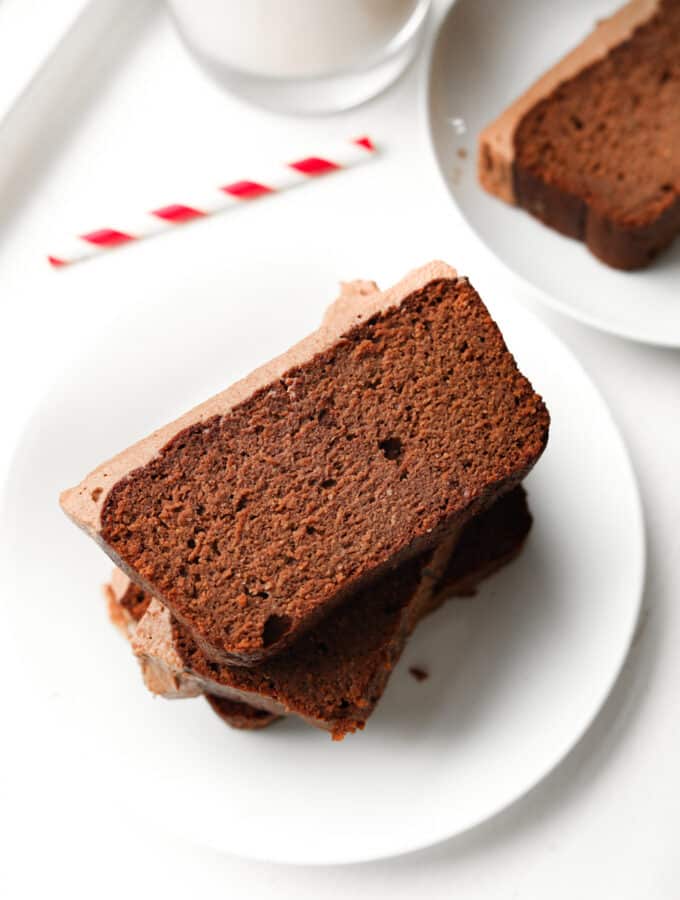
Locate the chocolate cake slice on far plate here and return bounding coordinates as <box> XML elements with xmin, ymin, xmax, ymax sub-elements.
<box><xmin>479</xmin><ymin>0</ymin><xmax>680</xmax><ymax>269</ymax></box>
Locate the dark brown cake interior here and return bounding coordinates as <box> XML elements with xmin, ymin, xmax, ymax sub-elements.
<box><xmin>514</xmin><ymin>0</ymin><xmax>680</xmax><ymax>268</ymax></box>
<box><xmin>118</xmin><ymin>581</ymin><xmax>148</xmax><ymax>622</ymax></box>
<box><xmin>436</xmin><ymin>484</ymin><xmax>532</xmax><ymax>593</ymax></box>
<box><xmin>101</xmin><ymin>278</ymin><xmax>548</xmax><ymax>665</ymax></box>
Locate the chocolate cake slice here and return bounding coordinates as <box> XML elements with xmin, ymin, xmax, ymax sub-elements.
<box><xmin>479</xmin><ymin>0</ymin><xmax>680</xmax><ymax>269</ymax></box>
<box><xmin>61</xmin><ymin>262</ymin><xmax>549</xmax><ymax>666</ymax></box>
<box><xmin>105</xmin><ymin>570</ymin><xmax>279</xmax><ymax>731</ymax></box>
<box><xmin>129</xmin><ymin>488</ymin><xmax>532</xmax><ymax>739</ymax></box>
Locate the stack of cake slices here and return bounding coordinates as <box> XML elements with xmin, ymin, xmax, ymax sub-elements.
<box><xmin>61</xmin><ymin>261</ymin><xmax>550</xmax><ymax>739</ymax></box>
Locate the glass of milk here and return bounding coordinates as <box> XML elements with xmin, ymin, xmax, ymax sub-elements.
<box><xmin>167</xmin><ymin>0</ymin><xmax>431</xmax><ymax>114</ymax></box>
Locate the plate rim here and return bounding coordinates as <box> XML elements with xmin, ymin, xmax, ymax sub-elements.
<box><xmin>422</xmin><ymin>0</ymin><xmax>680</xmax><ymax>349</ymax></box>
<box><xmin>0</xmin><ymin>270</ymin><xmax>646</xmax><ymax>865</ymax></box>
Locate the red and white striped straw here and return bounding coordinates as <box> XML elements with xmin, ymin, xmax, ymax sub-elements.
<box><xmin>48</xmin><ymin>136</ymin><xmax>376</xmax><ymax>267</ymax></box>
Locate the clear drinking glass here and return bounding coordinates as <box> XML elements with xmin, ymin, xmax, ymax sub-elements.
<box><xmin>167</xmin><ymin>0</ymin><xmax>431</xmax><ymax>115</ymax></box>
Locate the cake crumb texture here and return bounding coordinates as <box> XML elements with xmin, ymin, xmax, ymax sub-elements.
<box><xmin>101</xmin><ymin>276</ymin><xmax>548</xmax><ymax>665</ymax></box>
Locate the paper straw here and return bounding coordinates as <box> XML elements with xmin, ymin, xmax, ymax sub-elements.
<box><xmin>48</xmin><ymin>136</ymin><xmax>376</xmax><ymax>267</ymax></box>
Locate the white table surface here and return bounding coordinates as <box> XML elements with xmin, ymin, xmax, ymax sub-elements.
<box><xmin>1</xmin><ymin>2</ymin><xmax>678</xmax><ymax>897</ymax></box>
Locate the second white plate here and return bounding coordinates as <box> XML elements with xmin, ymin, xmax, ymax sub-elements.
<box><xmin>427</xmin><ymin>0</ymin><xmax>680</xmax><ymax>346</ymax></box>
<box><xmin>1</xmin><ymin>245</ymin><xmax>643</xmax><ymax>864</ymax></box>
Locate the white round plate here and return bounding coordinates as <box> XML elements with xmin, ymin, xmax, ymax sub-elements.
<box><xmin>426</xmin><ymin>0</ymin><xmax>680</xmax><ymax>347</ymax></box>
<box><xmin>1</xmin><ymin>250</ymin><xmax>643</xmax><ymax>865</ymax></box>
